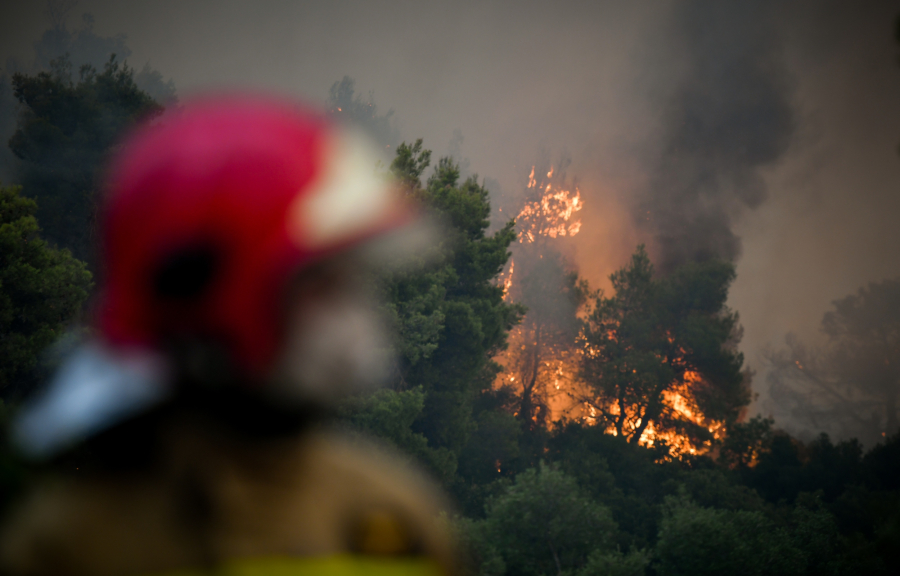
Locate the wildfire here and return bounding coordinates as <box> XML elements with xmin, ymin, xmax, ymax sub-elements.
<box><xmin>502</xmin><ymin>258</ymin><xmax>515</xmax><ymax>297</ymax></box>
<box><xmin>516</xmin><ymin>165</ymin><xmax>583</xmax><ymax>244</ymax></box>
<box><xmin>493</xmin><ymin>163</ymin><xmax>588</xmax><ymax>428</ymax></box>
<box><xmin>577</xmin><ymin>370</ymin><xmax>726</xmax><ymax>457</ymax></box>
<box><xmin>495</xmin><ymin>164</ymin><xmax>722</xmax><ymax>459</ymax></box>
<box><xmin>497</xmin><ymin>164</ymin><xmax>581</xmax><ymax>301</ymax></box>
<box><xmin>640</xmin><ymin>374</ymin><xmax>726</xmax><ymax>456</ymax></box>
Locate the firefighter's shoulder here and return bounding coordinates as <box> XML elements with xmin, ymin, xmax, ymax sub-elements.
<box><xmin>0</xmin><ymin>428</ymin><xmax>454</xmax><ymax>576</ymax></box>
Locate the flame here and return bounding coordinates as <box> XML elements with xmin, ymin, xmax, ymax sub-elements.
<box><xmin>502</xmin><ymin>258</ymin><xmax>515</xmax><ymax>297</ymax></box>
<box><xmin>516</xmin><ymin>165</ymin><xmax>583</xmax><ymax>244</ymax></box>
<box><xmin>494</xmin><ymin>165</ymin><xmax>721</xmax><ymax>458</ymax></box>
<box><xmin>494</xmin><ymin>163</ymin><xmax>588</xmax><ymax>427</ymax></box>
<box><xmin>576</xmin><ymin>367</ymin><xmax>726</xmax><ymax>457</ymax></box>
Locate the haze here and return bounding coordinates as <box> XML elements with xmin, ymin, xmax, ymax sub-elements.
<box><xmin>2</xmin><ymin>0</ymin><xmax>899</xmax><ymax>418</ymax></box>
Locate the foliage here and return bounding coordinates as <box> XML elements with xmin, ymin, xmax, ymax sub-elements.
<box><xmin>717</xmin><ymin>415</ymin><xmax>775</xmax><ymax>468</ymax></box>
<box><xmin>766</xmin><ymin>278</ymin><xmax>900</xmax><ymax>447</ymax></box>
<box><xmin>455</xmin><ymin>387</ymin><xmax>522</xmax><ymax>486</ymax></box>
<box><xmin>655</xmin><ymin>492</ymin><xmax>805</xmax><ymax>576</ymax></box>
<box><xmin>576</xmin><ymin>548</ymin><xmax>649</xmax><ymax>576</ymax></box>
<box><xmin>383</xmin><ymin>141</ymin><xmax>521</xmax><ymax>460</ymax></box>
<box><xmin>548</xmin><ymin>422</ymin><xmax>675</xmax><ymax>548</ymax></box>
<box><xmin>338</xmin><ymin>387</ymin><xmax>456</xmax><ymax>484</ymax></box>
<box><xmin>0</xmin><ymin>184</ymin><xmax>92</xmax><ymax>398</ymax></box>
<box><xmin>9</xmin><ymin>55</ymin><xmax>162</xmax><ymax>264</ymax></box>
<box><xmin>0</xmin><ymin>76</ymin><xmax>17</xmax><ymax>184</ymax></box>
<box><xmin>28</xmin><ymin>4</ymin><xmax>177</xmax><ymax>103</ymax></box>
<box><xmin>466</xmin><ymin>464</ymin><xmax>618</xmax><ymax>576</ymax></box>
<box><xmin>579</xmin><ymin>245</ymin><xmax>748</xmax><ymax>452</ymax></box>
<box><xmin>340</xmin><ymin>139</ymin><xmax>520</xmax><ymax>511</ymax></box>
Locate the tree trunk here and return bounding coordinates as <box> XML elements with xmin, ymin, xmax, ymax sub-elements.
<box><xmin>548</xmin><ymin>540</ymin><xmax>562</xmax><ymax>576</ymax></box>
<box><xmin>518</xmin><ymin>324</ymin><xmax>543</xmax><ymax>431</ymax></box>
<box><xmin>615</xmin><ymin>394</ymin><xmax>627</xmax><ymax>438</ymax></box>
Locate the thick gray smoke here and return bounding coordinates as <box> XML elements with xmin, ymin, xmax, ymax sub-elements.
<box><xmin>639</xmin><ymin>2</ymin><xmax>794</xmax><ymax>273</ymax></box>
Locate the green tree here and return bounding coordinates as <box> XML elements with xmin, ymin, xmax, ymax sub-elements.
<box><xmin>766</xmin><ymin>278</ymin><xmax>900</xmax><ymax>447</ymax></box>
<box><xmin>29</xmin><ymin>3</ymin><xmax>177</xmax><ymax>103</ymax></box>
<box><xmin>0</xmin><ymin>75</ymin><xmax>17</xmax><ymax>184</ymax></box>
<box><xmin>466</xmin><ymin>464</ymin><xmax>619</xmax><ymax>576</ymax></box>
<box><xmin>0</xmin><ymin>184</ymin><xmax>92</xmax><ymax>398</ymax></box>
<box><xmin>655</xmin><ymin>493</ymin><xmax>805</xmax><ymax>576</ymax></box>
<box><xmin>456</xmin><ymin>386</ymin><xmax>522</xmax><ymax>490</ymax></box>
<box><xmin>9</xmin><ymin>55</ymin><xmax>162</xmax><ymax>264</ymax></box>
<box><xmin>576</xmin><ymin>548</ymin><xmax>649</xmax><ymax>576</ymax></box>
<box><xmin>717</xmin><ymin>415</ymin><xmax>775</xmax><ymax>468</ymax></box>
<box><xmin>338</xmin><ymin>387</ymin><xmax>457</xmax><ymax>485</ymax></box>
<box><xmin>548</xmin><ymin>422</ymin><xmax>677</xmax><ymax>548</ymax></box>
<box><xmin>342</xmin><ymin>140</ymin><xmax>520</xmax><ymax>501</ymax></box>
<box><xmin>385</xmin><ymin>142</ymin><xmax>521</xmax><ymax>458</ymax></box>
<box><xmin>579</xmin><ymin>246</ymin><xmax>748</xmax><ymax>454</ymax></box>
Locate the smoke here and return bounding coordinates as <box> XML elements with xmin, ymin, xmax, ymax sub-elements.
<box><xmin>1</xmin><ymin>0</ymin><xmax>899</xmax><ymax>429</ymax></box>
<box><xmin>637</xmin><ymin>2</ymin><xmax>794</xmax><ymax>273</ymax></box>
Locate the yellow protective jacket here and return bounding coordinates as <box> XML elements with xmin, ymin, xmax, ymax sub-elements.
<box><xmin>0</xmin><ymin>420</ymin><xmax>454</xmax><ymax>576</ymax></box>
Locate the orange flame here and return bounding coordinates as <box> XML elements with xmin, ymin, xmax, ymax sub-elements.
<box><xmin>516</xmin><ymin>165</ymin><xmax>583</xmax><ymax>244</ymax></box>
<box><xmin>502</xmin><ymin>258</ymin><xmax>515</xmax><ymax>297</ymax></box>
<box><xmin>496</xmin><ymin>165</ymin><xmax>722</xmax><ymax>458</ymax></box>
<box><xmin>577</xmin><ymin>369</ymin><xmax>725</xmax><ymax>457</ymax></box>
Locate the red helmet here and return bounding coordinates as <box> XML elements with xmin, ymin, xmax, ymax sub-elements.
<box><xmin>15</xmin><ymin>94</ymin><xmax>415</xmax><ymax>458</ymax></box>
<box><xmin>98</xmin><ymin>94</ymin><xmax>409</xmax><ymax>376</ymax></box>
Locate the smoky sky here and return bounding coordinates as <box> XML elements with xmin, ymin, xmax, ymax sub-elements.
<box><xmin>2</xmin><ymin>0</ymin><xmax>899</xmax><ymax>420</ymax></box>
<box><xmin>638</xmin><ymin>1</ymin><xmax>794</xmax><ymax>274</ymax></box>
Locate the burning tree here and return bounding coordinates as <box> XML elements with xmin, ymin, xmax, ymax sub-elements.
<box><xmin>506</xmin><ymin>253</ymin><xmax>585</xmax><ymax>431</ymax></box>
<box><xmin>498</xmin><ymin>161</ymin><xmax>585</xmax><ymax>431</ymax></box>
<box><xmin>579</xmin><ymin>247</ymin><xmax>748</xmax><ymax>456</ymax></box>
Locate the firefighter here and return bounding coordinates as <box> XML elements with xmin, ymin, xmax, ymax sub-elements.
<box><xmin>0</xmin><ymin>96</ymin><xmax>453</xmax><ymax>576</ymax></box>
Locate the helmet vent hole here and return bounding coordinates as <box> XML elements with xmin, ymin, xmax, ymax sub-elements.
<box><xmin>154</xmin><ymin>246</ymin><xmax>219</xmax><ymax>300</ymax></box>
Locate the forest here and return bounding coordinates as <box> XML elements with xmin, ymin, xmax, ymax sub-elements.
<box><xmin>1</xmin><ymin>10</ymin><xmax>900</xmax><ymax>576</ymax></box>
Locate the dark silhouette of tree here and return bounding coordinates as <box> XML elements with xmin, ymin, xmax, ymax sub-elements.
<box><xmin>30</xmin><ymin>3</ymin><xmax>176</xmax><ymax>104</ymax></box>
<box><xmin>9</xmin><ymin>55</ymin><xmax>162</xmax><ymax>265</ymax></box>
<box><xmin>766</xmin><ymin>278</ymin><xmax>900</xmax><ymax>446</ymax></box>
<box><xmin>1</xmin><ymin>1</ymin><xmax>176</xmax><ymax>189</ymax></box>
<box><xmin>326</xmin><ymin>76</ymin><xmax>398</xmax><ymax>151</ymax></box>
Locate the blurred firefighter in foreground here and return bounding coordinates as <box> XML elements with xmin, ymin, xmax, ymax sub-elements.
<box><xmin>0</xmin><ymin>96</ymin><xmax>453</xmax><ymax>576</ymax></box>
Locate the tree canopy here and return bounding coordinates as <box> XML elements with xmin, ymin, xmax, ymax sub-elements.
<box><xmin>0</xmin><ymin>184</ymin><xmax>92</xmax><ymax>398</ymax></box>
<box><xmin>340</xmin><ymin>139</ymin><xmax>521</xmax><ymax>490</ymax></box>
<box><xmin>460</xmin><ymin>464</ymin><xmax>620</xmax><ymax>576</ymax></box>
<box><xmin>9</xmin><ymin>55</ymin><xmax>162</xmax><ymax>265</ymax></box>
